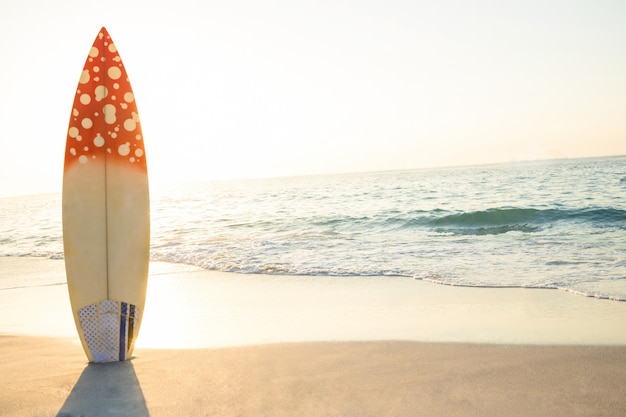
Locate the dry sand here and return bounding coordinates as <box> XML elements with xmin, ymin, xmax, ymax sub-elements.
<box><xmin>2</xmin><ymin>257</ymin><xmax>626</xmax><ymax>416</ymax></box>
<box><xmin>2</xmin><ymin>336</ymin><xmax>626</xmax><ymax>417</ymax></box>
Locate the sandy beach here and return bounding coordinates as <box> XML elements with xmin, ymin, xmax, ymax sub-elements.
<box><xmin>3</xmin><ymin>336</ymin><xmax>626</xmax><ymax>417</ymax></box>
<box><xmin>2</xmin><ymin>257</ymin><xmax>626</xmax><ymax>416</ymax></box>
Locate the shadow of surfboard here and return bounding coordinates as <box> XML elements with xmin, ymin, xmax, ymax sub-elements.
<box><xmin>57</xmin><ymin>361</ymin><xmax>149</xmax><ymax>417</ymax></box>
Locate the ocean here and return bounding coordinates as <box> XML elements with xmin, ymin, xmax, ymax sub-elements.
<box><xmin>1</xmin><ymin>156</ymin><xmax>625</xmax><ymax>301</ymax></box>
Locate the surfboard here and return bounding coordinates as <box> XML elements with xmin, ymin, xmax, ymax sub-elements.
<box><xmin>62</xmin><ymin>27</ymin><xmax>149</xmax><ymax>363</ymax></box>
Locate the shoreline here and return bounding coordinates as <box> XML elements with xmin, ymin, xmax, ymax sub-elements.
<box><xmin>2</xmin><ymin>256</ymin><xmax>626</xmax><ymax>347</ymax></box>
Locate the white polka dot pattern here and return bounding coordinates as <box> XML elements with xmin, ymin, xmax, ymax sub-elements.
<box><xmin>64</xmin><ymin>27</ymin><xmax>146</xmax><ymax>173</ymax></box>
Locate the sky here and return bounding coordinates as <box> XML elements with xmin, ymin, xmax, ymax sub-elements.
<box><xmin>1</xmin><ymin>0</ymin><xmax>625</xmax><ymax>196</ymax></box>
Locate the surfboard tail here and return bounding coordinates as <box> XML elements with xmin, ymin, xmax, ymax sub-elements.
<box><xmin>78</xmin><ymin>299</ymin><xmax>140</xmax><ymax>363</ymax></box>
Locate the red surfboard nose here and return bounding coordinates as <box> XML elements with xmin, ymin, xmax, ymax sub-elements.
<box><xmin>65</xmin><ymin>27</ymin><xmax>146</xmax><ymax>173</ymax></box>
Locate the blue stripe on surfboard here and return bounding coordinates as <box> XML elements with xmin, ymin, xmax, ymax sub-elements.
<box><xmin>119</xmin><ymin>302</ymin><xmax>128</xmax><ymax>361</ymax></box>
